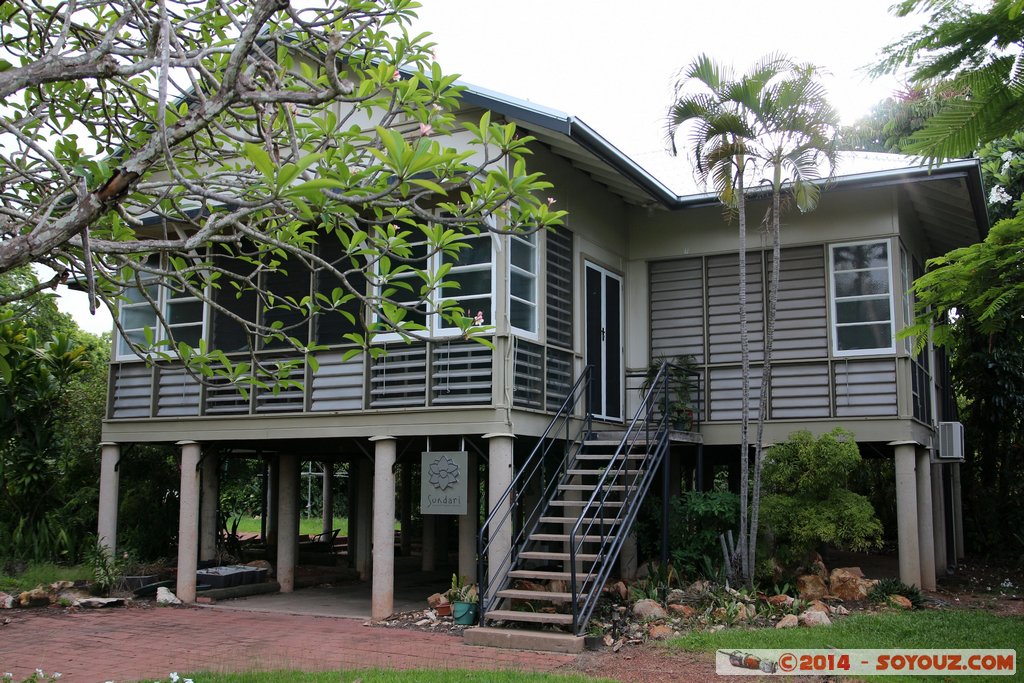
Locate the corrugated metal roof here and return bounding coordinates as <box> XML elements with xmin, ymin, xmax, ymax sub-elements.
<box><xmin>458</xmin><ymin>81</ymin><xmax>990</xmax><ymax>244</ymax></box>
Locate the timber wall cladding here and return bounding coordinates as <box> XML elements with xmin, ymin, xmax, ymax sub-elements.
<box><xmin>649</xmin><ymin>246</ymin><xmax>897</xmax><ymax>422</ymax></box>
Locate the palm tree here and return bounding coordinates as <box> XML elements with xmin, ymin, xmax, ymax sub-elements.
<box><xmin>742</xmin><ymin>62</ymin><xmax>839</xmax><ymax>579</ymax></box>
<box><xmin>667</xmin><ymin>54</ymin><xmax>838</xmax><ymax>584</ymax></box>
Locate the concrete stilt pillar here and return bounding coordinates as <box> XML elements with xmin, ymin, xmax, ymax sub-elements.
<box><xmin>277</xmin><ymin>454</ymin><xmax>299</xmax><ymax>593</ymax></box>
<box><xmin>371</xmin><ymin>437</ymin><xmax>397</xmax><ymax>620</ymax></box>
<box><xmin>931</xmin><ymin>463</ymin><xmax>948</xmax><ymax>575</ymax></box>
<box><xmin>200</xmin><ymin>455</ymin><xmax>219</xmax><ymax>562</ymax></box>
<box><xmin>97</xmin><ymin>443</ymin><xmax>121</xmax><ymax>556</ymax></box>
<box><xmin>176</xmin><ymin>441</ymin><xmax>202</xmax><ymax>604</ymax></box>
<box><xmin>894</xmin><ymin>444</ymin><xmax>921</xmax><ymax>588</ymax></box>
<box><xmin>355</xmin><ymin>458</ymin><xmax>372</xmax><ymax>580</ymax></box>
<box><xmin>915</xmin><ymin>449</ymin><xmax>936</xmax><ymax>590</ymax></box>
<box><xmin>619</xmin><ymin>531</ymin><xmax>639</xmax><ymax>580</ymax></box>
<box><xmin>322</xmin><ymin>462</ymin><xmax>335</xmax><ymax>537</ymax></box>
<box><xmin>951</xmin><ymin>462</ymin><xmax>965</xmax><ymax>560</ymax></box>
<box><xmin>421</xmin><ymin>514</ymin><xmax>436</xmax><ymax>571</ymax></box>
<box><xmin>485</xmin><ymin>433</ymin><xmax>514</xmax><ymax>588</ymax></box>
<box><xmin>458</xmin><ymin>453</ymin><xmax>478</xmax><ymax>582</ymax></box>
<box><xmin>400</xmin><ymin>462</ymin><xmax>412</xmax><ymax>557</ymax></box>
<box><xmin>266</xmin><ymin>458</ymin><xmax>279</xmax><ymax>547</ymax></box>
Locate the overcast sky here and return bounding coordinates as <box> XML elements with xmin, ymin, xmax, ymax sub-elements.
<box><xmin>58</xmin><ymin>0</ymin><xmax>924</xmax><ymax>335</ymax></box>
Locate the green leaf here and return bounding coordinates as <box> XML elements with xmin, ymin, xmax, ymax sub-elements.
<box><xmin>244</xmin><ymin>143</ymin><xmax>275</xmax><ymax>180</ymax></box>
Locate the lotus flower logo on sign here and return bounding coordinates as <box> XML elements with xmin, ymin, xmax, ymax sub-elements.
<box><xmin>421</xmin><ymin>451</ymin><xmax>468</xmax><ymax>515</ymax></box>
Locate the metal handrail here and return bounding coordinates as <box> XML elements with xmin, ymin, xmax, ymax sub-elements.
<box><xmin>477</xmin><ymin>365</ymin><xmax>592</xmax><ymax>617</ymax></box>
<box><xmin>568</xmin><ymin>361</ymin><xmax>675</xmax><ymax>634</ymax></box>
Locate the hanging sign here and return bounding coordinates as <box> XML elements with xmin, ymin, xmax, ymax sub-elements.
<box><xmin>420</xmin><ymin>451</ymin><xmax>468</xmax><ymax>515</ymax></box>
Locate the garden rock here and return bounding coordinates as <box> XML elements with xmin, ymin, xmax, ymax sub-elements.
<box><xmin>666</xmin><ymin>589</ymin><xmax>686</xmax><ymax>605</ymax></box>
<box><xmin>427</xmin><ymin>592</ymin><xmax>443</xmax><ymax>608</ymax></box>
<box><xmin>796</xmin><ymin>574</ymin><xmax>827</xmax><ymax>600</ymax></box>
<box><xmin>767</xmin><ymin>594</ymin><xmax>794</xmax><ymax>608</ymax></box>
<box><xmin>668</xmin><ymin>604</ymin><xmax>696</xmax><ymax>618</ymax></box>
<box><xmin>799</xmin><ymin>610</ymin><xmax>832</xmax><ymax>627</ymax></box>
<box><xmin>647</xmin><ymin>624</ymin><xmax>673</xmax><ymax>640</ymax></box>
<box><xmin>830</xmin><ymin>567</ymin><xmax>874</xmax><ymax>601</ymax></box>
<box><xmin>0</xmin><ymin>591</ymin><xmax>15</xmax><ymax>609</ymax></box>
<box><xmin>806</xmin><ymin>599</ymin><xmax>830</xmax><ymax>614</ymax></box>
<box><xmin>611</xmin><ymin>581</ymin><xmax>628</xmax><ymax>601</ymax></box>
<box><xmin>632</xmin><ymin>599</ymin><xmax>667</xmax><ymax>619</ymax></box>
<box><xmin>888</xmin><ymin>595</ymin><xmax>913</xmax><ymax>610</ymax></box>
<box><xmin>776</xmin><ymin>614</ymin><xmax>799</xmax><ymax>629</ymax></box>
<box><xmin>830</xmin><ymin>604</ymin><xmax>850</xmax><ymax>616</ymax></box>
<box><xmin>156</xmin><ymin>587</ymin><xmax>182</xmax><ymax>605</ymax></box>
<box><xmin>74</xmin><ymin>597</ymin><xmax>125</xmax><ymax>608</ymax></box>
<box><xmin>18</xmin><ymin>588</ymin><xmax>50</xmax><ymax>607</ymax></box>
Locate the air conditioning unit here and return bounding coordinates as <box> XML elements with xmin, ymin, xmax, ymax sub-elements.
<box><xmin>937</xmin><ymin>421</ymin><xmax>965</xmax><ymax>461</ymax></box>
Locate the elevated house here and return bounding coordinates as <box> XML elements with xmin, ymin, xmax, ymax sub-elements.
<box><xmin>96</xmin><ymin>83</ymin><xmax>986</xmax><ymax>644</ymax></box>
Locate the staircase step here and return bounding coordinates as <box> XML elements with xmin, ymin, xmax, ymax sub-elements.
<box><xmin>485</xmin><ymin>609</ymin><xmax>573</xmax><ymax>625</ymax></box>
<box><xmin>496</xmin><ymin>589</ymin><xmax>584</xmax><ymax>603</ymax></box>
<box><xmin>539</xmin><ymin>516</ymin><xmax>621</xmax><ymax>525</ymax></box>
<box><xmin>575</xmin><ymin>453</ymin><xmax>646</xmax><ymax>461</ymax></box>
<box><xmin>529</xmin><ymin>533</ymin><xmax>606</xmax><ymax>543</ymax></box>
<box><xmin>508</xmin><ymin>569</ymin><xmax>573</xmax><ymax>581</ymax></box>
<box><xmin>520</xmin><ymin>550</ymin><xmax>601</xmax><ymax>562</ymax></box>
<box><xmin>548</xmin><ymin>499</ymin><xmax>624</xmax><ymax>507</ymax></box>
<box><xmin>584</xmin><ymin>439</ymin><xmax>653</xmax><ymax>447</ymax></box>
<box><xmin>464</xmin><ymin>627</ymin><xmax>584</xmax><ymax>653</ymax></box>
<box><xmin>558</xmin><ymin>484</ymin><xmax>628</xmax><ymax>491</ymax></box>
<box><xmin>567</xmin><ymin>468</ymin><xmax>641</xmax><ymax>476</ymax></box>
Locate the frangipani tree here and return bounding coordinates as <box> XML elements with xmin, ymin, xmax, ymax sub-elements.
<box><xmin>0</xmin><ymin>0</ymin><xmax>565</xmax><ymax>388</ymax></box>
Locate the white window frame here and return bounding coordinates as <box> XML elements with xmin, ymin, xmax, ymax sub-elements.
<box><xmin>508</xmin><ymin>229</ymin><xmax>539</xmax><ymax>339</ymax></box>
<box><xmin>116</xmin><ymin>258</ymin><xmax>207</xmax><ymax>360</ymax></box>
<box><xmin>436</xmin><ymin>231</ymin><xmax>496</xmax><ymax>337</ymax></box>
<box><xmin>829</xmin><ymin>239</ymin><xmax>896</xmax><ymax>357</ymax></box>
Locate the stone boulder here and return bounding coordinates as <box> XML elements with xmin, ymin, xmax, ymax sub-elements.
<box><xmin>18</xmin><ymin>588</ymin><xmax>50</xmax><ymax>607</ymax></box>
<box><xmin>427</xmin><ymin>592</ymin><xmax>444</xmax><ymax>608</ymax></box>
<box><xmin>74</xmin><ymin>597</ymin><xmax>126</xmax><ymax>609</ymax></box>
<box><xmin>767</xmin><ymin>594</ymin><xmax>794</xmax><ymax>608</ymax></box>
<box><xmin>776</xmin><ymin>613</ymin><xmax>799</xmax><ymax>629</ymax></box>
<box><xmin>829</xmin><ymin>567</ymin><xmax>875</xmax><ymax>602</ymax></box>
<box><xmin>0</xmin><ymin>591</ymin><xmax>15</xmax><ymax>609</ymax></box>
<box><xmin>665</xmin><ymin>588</ymin><xmax>686</xmax><ymax>605</ymax></box>
<box><xmin>806</xmin><ymin>599</ymin><xmax>830</xmax><ymax>614</ymax></box>
<box><xmin>795</xmin><ymin>574</ymin><xmax>827</xmax><ymax>601</ymax></box>
<box><xmin>647</xmin><ymin>624</ymin><xmax>674</xmax><ymax>640</ymax></box>
<box><xmin>632</xmin><ymin>598</ymin><xmax>667</xmax><ymax>619</ymax></box>
<box><xmin>668</xmin><ymin>604</ymin><xmax>696</xmax><ymax>618</ymax></box>
<box><xmin>799</xmin><ymin>610</ymin><xmax>832</xmax><ymax>627</ymax></box>
<box><xmin>888</xmin><ymin>594</ymin><xmax>913</xmax><ymax>610</ymax></box>
<box><xmin>156</xmin><ymin>587</ymin><xmax>182</xmax><ymax>605</ymax></box>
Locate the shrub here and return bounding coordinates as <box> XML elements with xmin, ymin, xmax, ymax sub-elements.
<box><xmin>761</xmin><ymin>429</ymin><xmax>883</xmax><ymax>568</ymax></box>
<box><xmin>636</xmin><ymin>491</ymin><xmax>739</xmax><ymax>578</ymax></box>
<box><xmin>869</xmin><ymin>577</ymin><xmax>924</xmax><ymax>609</ymax></box>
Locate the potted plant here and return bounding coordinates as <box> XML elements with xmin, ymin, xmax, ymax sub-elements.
<box><xmin>641</xmin><ymin>355</ymin><xmax>697</xmax><ymax>430</ymax></box>
<box><xmin>445</xmin><ymin>573</ymin><xmax>479</xmax><ymax>625</ymax></box>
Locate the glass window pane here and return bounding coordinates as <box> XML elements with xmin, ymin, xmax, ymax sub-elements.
<box><xmin>511</xmin><ymin>238</ymin><xmax>535</xmax><ymax>272</ymax></box>
<box><xmin>170</xmin><ymin>325</ymin><xmax>203</xmax><ymax>348</ymax></box>
<box><xmin>120</xmin><ymin>329</ymin><xmax>149</xmax><ymax>355</ymax></box>
<box><xmin>167</xmin><ymin>300</ymin><xmax>203</xmax><ymax>325</ymax></box>
<box><xmin>124</xmin><ymin>285</ymin><xmax>158</xmax><ymax>304</ymax></box>
<box><xmin>511</xmin><ymin>271</ymin><xmax>535</xmax><ymax>300</ymax></box>
<box><xmin>836</xmin><ymin>298</ymin><xmax>891</xmax><ymax>324</ymax></box>
<box><xmin>837</xmin><ymin>323</ymin><xmax>891</xmax><ymax>351</ymax></box>
<box><xmin>833</xmin><ymin>243</ymin><xmax>888</xmax><ymax>271</ymax></box>
<box><xmin>444</xmin><ymin>236</ymin><xmax>490</xmax><ymax>266</ymax></box>
<box><xmin>444</xmin><ymin>269</ymin><xmax>490</xmax><ymax>296</ymax></box>
<box><xmin>511</xmin><ymin>299</ymin><xmax>536</xmax><ymax>332</ymax></box>
<box><xmin>834</xmin><ymin>270</ymin><xmax>890</xmax><ymax>297</ymax></box>
<box><xmin>122</xmin><ymin>306</ymin><xmax>157</xmax><ymax>329</ymax></box>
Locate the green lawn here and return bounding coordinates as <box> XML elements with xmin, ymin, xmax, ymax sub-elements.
<box><xmin>135</xmin><ymin>670</ymin><xmax>608</xmax><ymax>683</ymax></box>
<box><xmin>231</xmin><ymin>516</ymin><xmax>350</xmax><ymax>537</ymax></box>
<box><xmin>0</xmin><ymin>562</ymin><xmax>89</xmax><ymax>593</ymax></box>
<box><xmin>671</xmin><ymin>609</ymin><xmax>1024</xmax><ymax>681</ymax></box>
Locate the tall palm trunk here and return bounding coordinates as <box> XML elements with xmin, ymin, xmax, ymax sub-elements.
<box><xmin>736</xmin><ymin>154</ymin><xmax>751</xmax><ymax>584</ymax></box>
<box><xmin>750</xmin><ymin>170</ymin><xmax>783</xmax><ymax>580</ymax></box>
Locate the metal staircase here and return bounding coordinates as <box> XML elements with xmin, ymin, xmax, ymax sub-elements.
<box><xmin>476</xmin><ymin>361</ymin><xmax>679</xmax><ymax>637</ymax></box>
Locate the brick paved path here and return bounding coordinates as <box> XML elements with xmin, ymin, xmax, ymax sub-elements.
<box><xmin>0</xmin><ymin>607</ymin><xmax>577</xmax><ymax>682</ymax></box>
